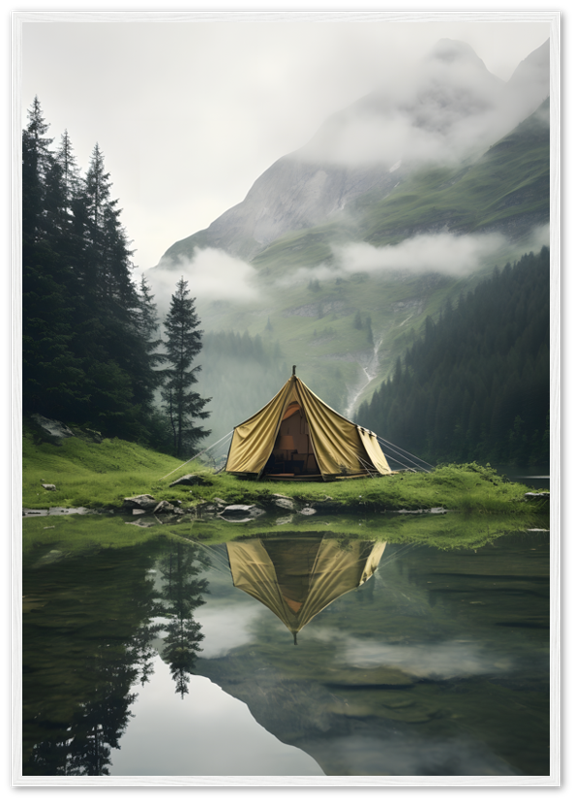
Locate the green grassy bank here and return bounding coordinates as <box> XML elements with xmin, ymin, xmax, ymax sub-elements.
<box><xmin>22</xmin><ymin>425</ymin><xmax>548</xmax><ymax>516</ymax></box>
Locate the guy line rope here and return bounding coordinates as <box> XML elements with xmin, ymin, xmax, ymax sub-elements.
<box><xmin>160</xmin><ymin>430</ymin><xmax>233</xmax><ymax>481</ymax></box>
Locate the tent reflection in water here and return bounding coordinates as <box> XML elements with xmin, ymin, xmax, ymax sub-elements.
<box><xmin>226</xmin><ymin>537</ymin><xmax>387</xmax><ymax>644</ymax></box>
<box><xmin>225</xmin><ymin>369</ymin><xmax>391</xmax><ymax>480</ymax></box>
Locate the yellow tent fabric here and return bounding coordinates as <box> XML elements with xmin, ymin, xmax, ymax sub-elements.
<box><xmin>226</xmin><ymin>537</ymin><xmax>387</xmax><ymax>638</ymax></box>
<box><xmin>225</xmin><ymin>374</ymin><xmax>391</xmax><ymax>479</ymax></box>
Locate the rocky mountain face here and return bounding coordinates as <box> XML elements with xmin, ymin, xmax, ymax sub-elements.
<box><xmin>151</xmin><ymin>38</ymin><xmax>550</xmax><ymax>431</ymax></box>
<box><xmin>158</xmin><ymin>38</ymin><xmax>549</xmax><ymax>268</ymax></box>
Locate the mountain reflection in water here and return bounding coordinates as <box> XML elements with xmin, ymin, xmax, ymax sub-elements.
<box><xmin>22</xmin><ymin>524</ymin><xmax>550</xmax><ymax>779</ymax></box>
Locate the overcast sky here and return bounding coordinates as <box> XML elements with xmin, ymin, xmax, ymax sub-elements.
<box><xmin>18</xmin><ymin>12</ymin><xmax>553</xmax><ymax>272</ymax></box>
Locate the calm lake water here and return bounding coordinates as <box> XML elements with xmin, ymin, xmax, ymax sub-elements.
<box><xmin>21</xmin><ymin>515</ymin><xmax>550</xmax><ymax>779</ymax></box>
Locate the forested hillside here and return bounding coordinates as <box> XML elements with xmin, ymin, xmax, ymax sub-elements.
<box><xmin>22</xmin><ymin>99</ymin><xmax>209</xmax><ymax>455</ymax></box>
<box><xmin>358</xmin><ymin>247</ymin><xmax>550</xmax><ymax>466</ymax></box>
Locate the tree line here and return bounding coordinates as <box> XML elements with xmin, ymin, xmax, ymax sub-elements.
<box><xmin>358</xmin><ymin>247</ymin><xmax>550</xmax><ymax>466</ymax></box>
<box><xmin>22</xmin><ymin>98</ymin><xmax>210</xmax><ymax>457</ymax></box>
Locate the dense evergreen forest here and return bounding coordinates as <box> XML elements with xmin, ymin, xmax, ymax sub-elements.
<box><xmin>358</xmin><ymin>247</ymin><xmax>550</xmax><ymax>466</ymax></box>
<box><xmin>22</xmin><ymin>98</ymin><xmax>209</xmax><ymax>456</ymax></box>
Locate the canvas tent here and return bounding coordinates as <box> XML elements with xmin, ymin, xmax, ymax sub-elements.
<box><xmin>227</xmin><ymin>536</ymin><xmax>387</xmax><ymax>643</ymax></box>
<box><xmin>225</xmin><ymin>372</ymin><xmax>391</xmax><ymax>480</ymax></box>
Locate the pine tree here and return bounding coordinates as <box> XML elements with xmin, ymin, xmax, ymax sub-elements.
<box><xmin>84</xmin><ymin>144</ymin><xmax>109</xmax><ymax>232</ymax></box>
<box><xmin>75</xmin><ymin>143</ymin><xmax>137</xmax><ymax>310</ymax></box>
<box><xmin>22</xmin><ymin>97</ymin><xmax>54</xmax><ymax>244</ymax></box>
<box><xmin>137</xmin><ymin>277</ymin><xmax>163</xmax><ymax>367</ymax></box>
<box><xmin>161</xmin><ymin>278</ymin><xmax>211</xmax><ymax>457</ymax></box>
<box><xmin>130</xmin><ymin>275</ymin><xmax>166</xmax><ymax>411</ymax></box>
<box><xmin>55</xmin><ymin>130</ymin><xmax>81</xmax><ymax>210</ymax></box>
<box><xmin>22</xmin><ymin>100</ymin><xmax>89</xmax><ymax>418</ymax></box>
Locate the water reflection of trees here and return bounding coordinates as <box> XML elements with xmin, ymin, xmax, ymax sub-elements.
<box><xmin>22</xmin><ymin>540</ymin><xmax>209</xmax><ymax>775</ymax></box>
<box><xmin>156</xmin><ymin>543</ymin><xmax>210</xmax><ymax>697</ymax></box>
<box><xmin>23</xmin><ymin>534</ymin><xmax>388</xmax><ymax>776</ymax></box>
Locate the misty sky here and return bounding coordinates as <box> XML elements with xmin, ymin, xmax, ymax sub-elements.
<box><xmin>18</xmin><ymin>12</ymin><xmax>553</xmax><ymax>273</ymax></box>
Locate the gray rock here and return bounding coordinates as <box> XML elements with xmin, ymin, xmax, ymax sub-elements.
<box><xmin>41</xmin><ymin>484</ymin><xmax>57</xmax><ymax>491</ymax></box>
<box><xmin>219</xmin><ymin>504</ymin><xmax>266</xmax><ymax>522</ymax></box>
<box><xmin>84</xmin><ymin>428</ymin><xmax>103</xmax><ymax>443</ymax></box>
<box><xmin>32</xmin><ymin>414</ymin><xmax>75</xmax><ymax>439</ymax></box>
<box><xmin>23</xmin><ymin>507</ymin><xmax>92</xmax><ymax>517</ymax></box>
<box><xmin>169</xmin><ymin>473</ymin><xmax>213</xmax><ymax>487</ymax></box>
<box><xmin>153</xmin><ymin>500</ymin><xmax>176</xmax><ymax>514</ymax></box>
<box><xmin>123</xmin><ymin>494</ymin><xmax>157</xmax><ymax>511</ymax></box>
<box><xmin>248</xmin><ymin>507</ymin><xmax>266</xmax><ymax>518</ymax></box>
<box><xmin>221</xmin><ymin>504</ymin><xmax>256</xmax><ymax>516</ymax></box>
<box><xmin>197</xmin><ymin>504</ymin><xmax>218</xmax><ymax>514</ymax></box>
<box><xmin>272</xmin><ymin>496</ymin><xmax>296</xmax><ymax>511</ymax></box>
<box><xmin>299</xmin><ymin>507</ymin><xmax>317</xmax><ymax>516</ymax></box>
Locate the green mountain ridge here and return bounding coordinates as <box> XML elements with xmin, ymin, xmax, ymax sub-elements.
<box><xmin>250</xmin><ymin>97</ymin><xmax>549</xmax><ymax>272</ymax></box>
<box><xmin>158</xmin><ymin>39</ymin><xmax>549</xmax><ymax>268</ymax></box>
<box><xmin>185</xmin><ymin>101</ymin><xmax>549</xmax><ymax>443</ymax></box>
<box><xmin>147</xmin><ymin>48</ymin><xmax>550</xmax><ymax>453</ymax></box>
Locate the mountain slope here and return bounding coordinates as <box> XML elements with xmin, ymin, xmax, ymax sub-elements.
<box><xmin>150</xmin><ymin>39</ymin><xmax>550</xmax><ymax>441</ymax></box>
<box><xmin>174</xmin><ymin>101</ymin><xmax>549</xmax><ymax>441</ymax></box>
<box><xmin>358</xmin><ymin>97</ymin><xmax>550</xmax><ymax>245</ymax></box>
<box><xmin>250</xmin><ymin>97</ymin><xmax>549</xmax><ymax>273</ymax></box>
<box><xmin>157</xmin><ymin>38</ymin><xmax>549</xmax><ymax>268</ymax></box>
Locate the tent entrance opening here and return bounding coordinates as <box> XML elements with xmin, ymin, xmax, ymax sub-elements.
<box><xmin>264</xmin><ymin>403</ymin><xmax>320</xmax><ymax>477</ymax></box>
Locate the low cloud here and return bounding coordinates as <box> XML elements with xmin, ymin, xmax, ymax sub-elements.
<box><xmin>339</xmin><ymin>637</ymin><xmax>513</xmax><ymax>680</ymax></box>
<box><xmin>148</xmin><ymin>248</ymin><xmax>261</xmax><ymax>311</ymax></box>
<box><xmin>275</xmin><ymin>231</ymin><xmax>510</xmax><ymax>289</ymax></box>
<box><xmin>148</xmin><ymin>227</ymin><xmax>550</xmax><ymax>311</ymax></box>
<box><xmin>334</xmin><ymin>232</ymin><xmax>508</xmax><ymax>277</ymax></box>
<box><xmin>524</xmin><ymin>223</ymin><xmax>550</xmax><ymax>253</ymax></box>
<box><xmin>298</xmin><ymin>38</ymin><xmax>549</xmax><ymax>169</ymax></box>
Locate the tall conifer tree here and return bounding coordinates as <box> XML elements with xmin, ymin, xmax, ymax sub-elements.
<box><xmin>22</xmin><ymin>96</ymin><xmax>54</xmax><ymax>244</ymax></box>
<box><xmin>161</xmin><ymin>278</ymin><xmax>210</xmax><ymax>457</ymax></box>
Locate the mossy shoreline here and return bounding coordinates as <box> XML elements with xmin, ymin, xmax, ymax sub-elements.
<box><xmin>22</xmin><ymin>424</ymin><xmax>549</xmax><ymax>519</ymax></box>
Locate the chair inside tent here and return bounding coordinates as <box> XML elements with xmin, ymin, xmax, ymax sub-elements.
<box><xmin>225</xmin><ymin>371</ymin><xmax>391</xmax><ymax>481</ymax></box>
